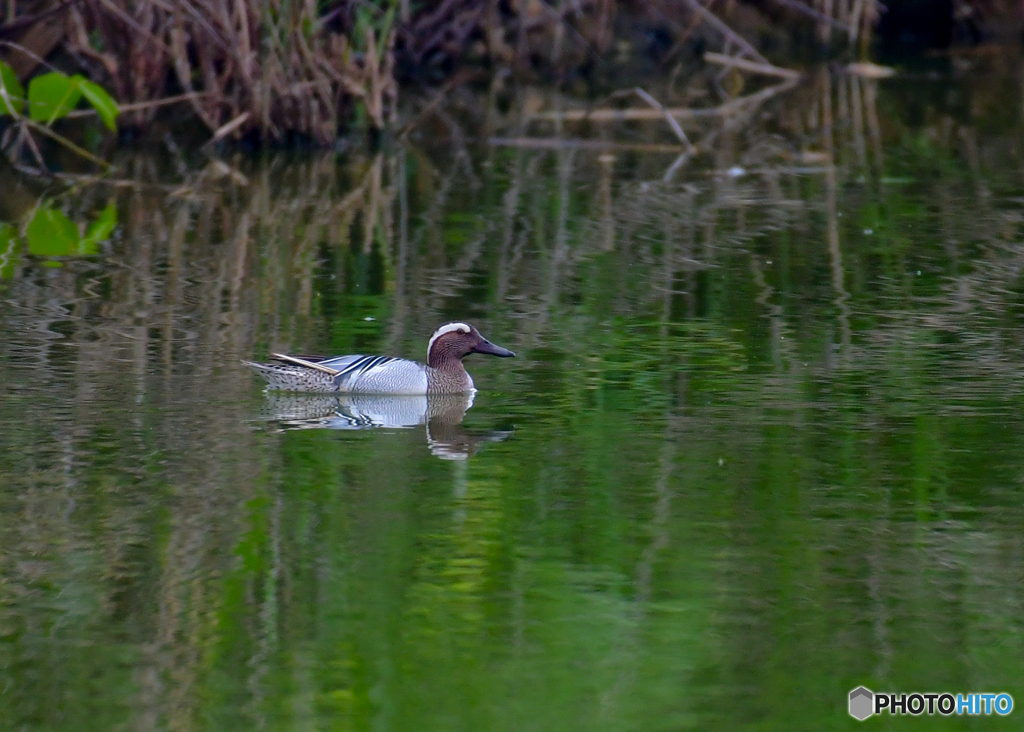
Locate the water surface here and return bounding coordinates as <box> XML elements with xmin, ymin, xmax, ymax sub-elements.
<box><xmin>2</xmin><ymin>63</ymin><xmax>1024</xmax><ymax>730</ymax></box>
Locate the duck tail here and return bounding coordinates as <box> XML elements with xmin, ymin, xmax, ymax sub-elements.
<box><xmin>270</xmin><ymin>353</ymin><xmax>340</xmax><ymax>375</ymax></box>
<box><xmin>243</xmin><ymin>360</ymin><xmax>337</xmax><ymax>392</ymax></box>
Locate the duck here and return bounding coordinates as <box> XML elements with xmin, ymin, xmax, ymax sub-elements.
<box><xmin>245</xmin><ymin>322</ymin><xmax>515</xmax><ymax>394</ymax></box>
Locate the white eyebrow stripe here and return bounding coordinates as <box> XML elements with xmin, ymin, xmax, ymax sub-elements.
<box><xmin>427</xmin><ymin>322</ymin><xmax>471</xmax><ymax>356</ymax></box>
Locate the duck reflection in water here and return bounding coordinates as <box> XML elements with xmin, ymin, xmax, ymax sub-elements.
<box><xmin>258</xmin><ymin>391</ymin><xmax>512</xmax><ymax>460</ymax></box>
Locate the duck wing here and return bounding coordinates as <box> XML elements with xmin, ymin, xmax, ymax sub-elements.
<box><xmin>319</xmin><ymin>354</ymin><xmax>400</xmax><ymax>375</ymax></box>
<box><xmin>326</xmin><ymin>355</ymin><xmax>427</xmax><ymax>394</ymax></box>
<box><xmin>270</xmin><ymin>353</ymin><xmax>401</xmax><ymax>376</ymax></box>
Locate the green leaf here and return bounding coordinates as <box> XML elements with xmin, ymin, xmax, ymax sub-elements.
<box><xmin>79</xmin><ymin>79</ymin><xmax>119</xmax><ymax>131</ymax></box>
<box><xmin>80</xmin><ymin>202</ymin><xmax>117</xmax><ymax>254</ymax></box>
<box><xmin>28</xmin><ymin>72</ymin><xmax>82</xmax><ymax>124</ymax></box>
<box><xmin>0</xmin><ymin>222</ymin><xmax>18</xmax><ymax>278</ymax></box>
<box><xmin>0</xmin><ymin>61</ymin><xmax>25</xmax><ymax>116</ymax></box>
<box><xmin>27</xmin><ymin>206</ymin><xmax>79</xmax><ymax>255</ymax></box>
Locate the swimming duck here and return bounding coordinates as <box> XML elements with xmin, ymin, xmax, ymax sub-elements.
<box><xmin>245</xmin><ymin>322</ymin><xmax>515</xmax><ymax>394</ymax></box>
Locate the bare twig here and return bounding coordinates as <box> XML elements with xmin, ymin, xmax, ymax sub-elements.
<box><xmin>0</xmin><ymin>0</ymin><xmax>77</xmax><ymax>39</ymax></box>
<box><xmin>52</xmin><ymin>172</ymin><xmax>182</xmax><ymax>190</ymax></box>
<box><xmin>63</xmin><ymin>90</ymin><xmax>214</xmax><ymax>119</ymax></box>
<box><xmin>846</xmin><ymin>62</ymin><xmax>895</xmax><ymax>79</ymax></box>
<box><xmin>93</xmin><ymin>0</ymin><xmax>174</xmax><ymax>56</ymax></box>
<box><xmin>397</xmin><ymin>69</ymin><xmax>484</xmax><ymax>139</ymax></box>
<box><xmin>489</xmin><ymin>137</ymin><xmax>686</xmax><ymax>153</ymax></box>
<box><xmin>530</xmin><ymin>79</ymin><xmax>803</xmax><ymax>124</ymax></box>
<box><xmin>210</xmin><ymin>112</ymin><xmax>252</xmax><ymax>142</ymax></box>
<box><xmin>0</xmin><ymin>40</ymin><xmax>61</xmax><ymax>74</ymax></box>
<box><xmin>703</xmin><ymin>52</ymin><xmax>802</xmax><ymax>79</ymax></box>
<box><xmin>15</xmin><ymin>123</ymin><xmax>49</xmax><ymax>172</ymax></box>
<box><xmin>662</xmin><ymin>78</ymin><xmax>802</xmax><ymax>181</ymax></box>
<box><xmin>849</xmin><ymin>0</ymin><xmax>866</xmax><ymax>43</ymax></box>
<box><xmin>769</xmin><ymin>0</ymin><xmax>850</xmax><ymax>32</ymax></box>
<box><xmin>680</xmin><ymin>0</ymin><xmax>768</xmax><ymax>64</ymax></box>
<box><xmin>617</xmin><ymin>87</ymin><xmax>692</xmax><ymax>150</ymax></box>
<box><xmin>24</xmin><ymin>115</ymin><xmax>112</xmax><ymax>169</ymax></box>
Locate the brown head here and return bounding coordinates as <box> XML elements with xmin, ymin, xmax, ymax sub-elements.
<box><xmin>426</xmin><ymin>322</ymin><xmax>516</xmax><ymax>369</ymax></box>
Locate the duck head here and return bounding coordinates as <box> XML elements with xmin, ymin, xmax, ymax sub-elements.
<box><xmin>427</xmin><ymin>322</ymin><xmax>516</xmax><ymax>368</ymax></box>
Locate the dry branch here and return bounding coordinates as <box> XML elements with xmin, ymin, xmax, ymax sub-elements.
<box><xmin>703</xmin><ymin>52</ymin><xmax>802</xmax><ymax>80</ymax></box>
<box><xmin>768</xmin><ymin>0</ymin><xmax>850</xmax><ymax>32</ymax></box>
<box><xmin>621</xmin><ymin>87</ymin><xmax>692</xmax><ymax>149</ymax></box>
<box><xmin>679</xmin><ymin>0</ymin><xmax>768</xmax><ymax>64</ymax></box>
<box><xmin>67</xmin><ymin>0</ymin><xmax>398</xmax><ymax>143</ymax></box>
<box><xmin>0</xmin><ymin>0</ymin><xmax>876</xmax><ymax>148</ymax></box>
<box><xmin>489</xmin><ymin>137</ymin><xmax>686</xmax><ymax>153</ymax></box>
<box><xmin>529</xmin><ymin>80</ymin><xmax>804</xmax><ymax>125</ymax></box>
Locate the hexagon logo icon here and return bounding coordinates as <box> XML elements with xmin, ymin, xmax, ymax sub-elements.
<box><xmin>849</xmin><ymin>686</ymin><xmax>874</xmax><ymax>720</ymax></box>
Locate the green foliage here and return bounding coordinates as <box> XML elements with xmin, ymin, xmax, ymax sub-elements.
<box><xmin>0</xmin><ymin>65</ymin><xmax>119</xmax><ymax>131</ymax></box>
<box><xmin>0</xmin><ymin>62</ymin><xmax>25</xmax><ymax>115</ymax></box>
<box><xmin>83</xmin><ymin>203</ymin><xmax>118</xmax><ymax>249</ymax></box>
<box><xmin>28</xmin><ymin>72</ymin><xmax>84</xmax><ymax>124</ymax></box>
<box><xmin>10</xmin><ymin>202</ymin><xmax>119</xmax><ymax>263</ymax></box>
<box><xmin>0</xmin><ymin>223</ymin><xmax>16</xmax><ymax>278</ymax></box>
<box><xmin>27</xmin><ymin>206</ymin><xmax>80</xmax><ymax>255</ymax></box>
<box><xmin>78</xmin><ymin>80</ymin><xmax>119</xmax><ymax>131</ymax></box>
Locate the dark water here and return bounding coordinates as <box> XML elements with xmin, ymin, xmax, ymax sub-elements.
<box><xmin>3</xmin><ymin>62</ymin><xmax>1024</xmax><ymax>730</ymax></box>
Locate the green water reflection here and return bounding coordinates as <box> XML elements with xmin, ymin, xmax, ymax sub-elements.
<box><xmin>2</xmin><ymin>66</ymin><xmax>1024</xmax><ymax>731</ymax></box>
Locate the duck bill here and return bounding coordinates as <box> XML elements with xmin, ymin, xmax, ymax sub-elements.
<box><xmin>472</xmin><ymin>339</ymin><xmax>516</xmax><ymax>358</ymax></box>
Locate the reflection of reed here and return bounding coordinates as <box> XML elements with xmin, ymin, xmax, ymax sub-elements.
<box><xmin>5</xmin><ymin>63</ymin><xmax>1024</xmax><ymax>724</ymax></box>
<box><xmin>0</xmin><ymin>151</ymin><xmax>405</xmax><ymax>728</ymax></box>
<box><xmin>820</xmin><ymin>69</ymin><xmax>852</xmax><ymax>358</ymax></box>
<box><xmin>4</xmin><ymin>67</ymin><xmax>1024</xmax><ymax>401</ymax></box>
